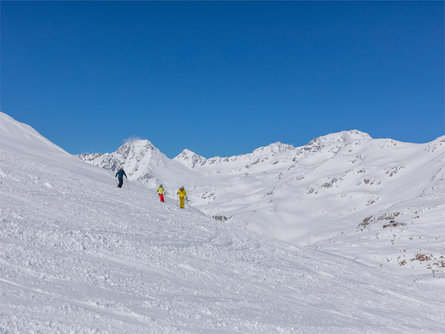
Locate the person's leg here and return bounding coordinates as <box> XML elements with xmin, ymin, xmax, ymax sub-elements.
<box><xmin>118</xmin><ymin>178</ymin><xmax>123</xmax><ymax>188</ymax></box>
<box><xmin>180</xmin><ymin>197</ymin><xmax>184</xmax><ymax>208</ymax></box>
<box><xmin>159</xmin><ymin>194</ymin><xmax>164</xmax><ymax>202</ymax></box>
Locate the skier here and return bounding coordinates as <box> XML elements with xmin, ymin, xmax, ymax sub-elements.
<box><xmin>115</xmin><ymin>167</ymin><xmax>127</xmax><ymax>188</ymax></box>
<box><xmin>176</xmin><ymin>186</ymin><xmax>188</xmax><ymax>209</ymax></box>
<box><xmin>157</xmin><ymin>184</ymin><xmax>165</xmax><ymax>202</ymax></box>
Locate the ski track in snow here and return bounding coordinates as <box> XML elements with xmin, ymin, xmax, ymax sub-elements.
<box><xmin>1</xmin><ymin>112</ymin><xmax>445</xmax><ymax>333</ymax></box>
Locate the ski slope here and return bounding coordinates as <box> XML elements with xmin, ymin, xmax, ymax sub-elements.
<box><xmin>78</xmin><ymin>130</ymin><xmax>445</xmax><ymax>279</ymax></box>
<box><xmin>1</xmin><ymin>112</ymin><xmax>445</xmax><ymax>333</ymax></box>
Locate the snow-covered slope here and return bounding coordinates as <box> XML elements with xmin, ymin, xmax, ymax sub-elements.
<box><xmin>2</xmin><ymin>113</ymin><xmax>445</xmax><ymax>332</ymax></box>
<box><xmin>78</xmin><ymin>130</ymin><xmax>445</xmax><ymax>278</ymax></box>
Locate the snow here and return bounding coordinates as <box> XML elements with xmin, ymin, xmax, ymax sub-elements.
<box><xmin>2</xmin><ymin>111</ymin><xmax>445</xmax><ymax>333</ymax></box>
<box><xmin>78</xmin><ymin>127</ymin><xmax>445</xmax><ymax>280</ymax></box>
<box><xmin>175</xmin><ymin>149</ymin><xmax>207</xmax><ymax>168</ymax></box>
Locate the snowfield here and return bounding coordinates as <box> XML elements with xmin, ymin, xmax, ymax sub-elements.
<box><xmin>78</xmin><ymin>124</ymin><xmax>445</xmax><ymax>280</ymax></box>
<box><xmin>1</xmin><ymin>112</ymin><xmax>445</xmax><ymax>333</ymax></box>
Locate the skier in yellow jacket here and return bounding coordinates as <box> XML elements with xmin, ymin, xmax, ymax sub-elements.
<box><xmin>177</xmin><ymin>186</ymin><xmax>187</xmax><ymax>209</ymax></box>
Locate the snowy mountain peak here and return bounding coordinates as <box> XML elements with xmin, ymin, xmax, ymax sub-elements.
<box><xmin>308</xmin><ymin>130</ymin><xmax>372</xmax><ymax>145</ymax></box>
<box><xmin>303</xmin><ymin>130</ymin><xmax>372</xmax><ymax>152</ymax></box>
<box><xmin>76</xmin><ymin>138</ymin><xmax>169</xmax><ymax>184</ymax></box>
<box><xmin>117</xmin><ymin>139</ymin><xmax>158</xmax><ymax>159</ymax></box>
<box><xmin>252</xmin><ymin>142</ymin><xmax>295</xmax><ymax>155</ymax></box>
<box><xmin>174</xmin><ymin>149</ymin><xmax>207</xmax><ymax>168</ymax></box>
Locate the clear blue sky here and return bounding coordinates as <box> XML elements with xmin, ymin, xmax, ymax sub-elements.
<box><xmin>1</xmin><ymin>1</ymin><xmax>443</xmax><ymax>158</ymax></box>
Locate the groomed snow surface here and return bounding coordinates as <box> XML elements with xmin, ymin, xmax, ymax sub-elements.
<box><xmin>1</xmin><ymin>112</ymin><xmax>444</xmax><ymax>333</ymax></box>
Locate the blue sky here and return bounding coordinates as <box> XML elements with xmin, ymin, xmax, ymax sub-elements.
<box><xmin>1</xmin><ymin>1</ymin><xmax>443</xmax><ymax>158</ymax></box>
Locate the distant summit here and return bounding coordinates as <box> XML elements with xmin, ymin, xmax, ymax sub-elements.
<box><xmin>174</xmin><ymin>149</ymin><xmax>207</xmax><ymax>168</ymax></box>
<box><xmin>303</xmin><ymin>130</ymin><xmax>373</xmax><ymax>152</ymax></box>
<box><xmin>77</xmin><ymin>139</ymin><xmax>169</xmax><ymax>184</ymax></box>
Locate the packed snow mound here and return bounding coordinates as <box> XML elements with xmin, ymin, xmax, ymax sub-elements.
<box><xmin>2</xmin><ymin>113</ymin><xmax>445</xmax><ymax>333</ymax></box>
